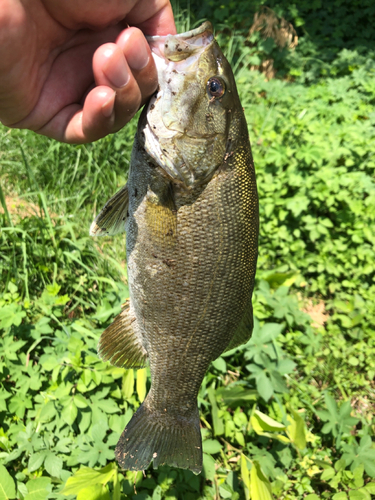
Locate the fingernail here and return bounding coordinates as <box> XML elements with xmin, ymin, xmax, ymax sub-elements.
<box><xmin>126</xmin><ymin>38</ymin><xmax>150</xmax><ymax>71</ymax></box>
<box><xmin>103</xmin><ymin>49</ymin><xmax>130</xmax><ymax>88</ymax></box>
<box><xmin>101</xmin><ymin>90</ymin><xmax>116</xmax><ymax>118</ymax></box>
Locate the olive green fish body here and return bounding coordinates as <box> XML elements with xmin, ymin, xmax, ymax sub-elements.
<box><xmin>90</xmin><ymin>22</ymin><xmax>258</xmax><ymax>474</ymax></box>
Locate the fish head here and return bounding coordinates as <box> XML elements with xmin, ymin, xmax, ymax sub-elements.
<box><xmin>141</xmin><ymin>22</ymin><xmax>241</xmax><ymax>188</ymax></box>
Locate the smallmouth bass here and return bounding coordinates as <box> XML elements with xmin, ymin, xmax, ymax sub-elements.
<box><xmin>90</xmin><ymin>21</ymin><xmax>258</xmax><ymax>474</ymax></box>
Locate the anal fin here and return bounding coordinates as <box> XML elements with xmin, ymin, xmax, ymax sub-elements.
<box><xmin>98</xmin><ymin>300</ymin><xmax>148</xmax><ymax>369</ymax></box>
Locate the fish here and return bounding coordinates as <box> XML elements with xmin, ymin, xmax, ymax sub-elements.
<box><xmin>90</xmin><ymin>21</ymin><xmax>258</xmax><ymax>474</ymax></box>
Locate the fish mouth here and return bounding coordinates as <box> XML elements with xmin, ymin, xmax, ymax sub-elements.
<box><xmin>145</xmin><ymin>21</ymin><xmax>215</xmax><ymax>135</ymax></box>
<box><xmin>146</xmin><ymin>21</ymin><xmax>214</xmax><ymax>62</ymax></box>
<box><xmin>141</xmin><ymin>22</ymin><xmax>218</xmax><ymax>187</ymax></box>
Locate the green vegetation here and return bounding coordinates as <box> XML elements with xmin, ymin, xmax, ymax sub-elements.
<box><xmin>1</xmin><ymin>1</ymin><xmax>374</xmax><ymax>499</ymax></box>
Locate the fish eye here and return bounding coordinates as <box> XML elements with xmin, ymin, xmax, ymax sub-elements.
<box><xmin>207</xmin><ymin>77</ymin><xmax>225</xmax><ymax>98</ymax></box>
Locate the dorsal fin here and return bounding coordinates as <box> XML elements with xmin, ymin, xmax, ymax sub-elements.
<box><xmin>90</xmin><ymin>185</ymin><xmax>129</xmax><ymax>237</ymax></box>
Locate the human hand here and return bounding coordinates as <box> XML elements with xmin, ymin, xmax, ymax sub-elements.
<box><xmin>0</xmin><ymin>0</ymin><xmax>175</xmax><ymax>143</ymax></box>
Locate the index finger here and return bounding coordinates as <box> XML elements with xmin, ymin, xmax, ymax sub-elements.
<box><xmin>125</xmin><ymin>0</ymin><xmax>176</xmax><ymax>36</ymax></box>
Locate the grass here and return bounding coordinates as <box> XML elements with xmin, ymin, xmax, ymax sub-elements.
<box><xmin>1</xmin><ymin>2</ymin><xmax>375</xmax><ymax>500</ymax></box>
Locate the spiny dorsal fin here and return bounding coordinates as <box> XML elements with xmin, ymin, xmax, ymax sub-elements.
<box><xmin>90</xmin><ymin>184</ymin><xmax>129</xmax><ymax>237</ymax></box>
<box><xmin>98</xmin><ymin>300</ymin><xmax>148</xmax><ymax>369</ymax></box>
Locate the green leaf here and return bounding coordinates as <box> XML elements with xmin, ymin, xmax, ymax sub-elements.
<box><xmin>317</xmin><ymin>395</ymin><xmax>358</xmax><ymax>440</ymax></box>
<box><xmin>8</xmin><ymin>395</ymin><xmax>32</xmax><ymax>419</ymax></box>
<box><xmin>112</xmin><ymin>468</ymin><xmax>121</xmax><ymax>500</ymax></box>
<box><xmin>79</xmin><ymin>409</ymin><xmax>92</xmax><ymax>433</ymax></box>
<box><xmin>348</xmin><ymin>490</ymin><xmax>367</xmax><ymax>500</ymax></box>
<box><xmin>152</xmin><ymin>486</ymin><xmax>162</xmax><ymax>500</ymax></box>
<box><xmin>46</xmin><ymin>283</ymin><xmax>61</xmax><ymax>296</ymax></box>
<box><xmin>335</xmin><ymin>458</ymin><xmax>347</xmax><ymax>472</ymax></box>
<box><xmin>77</xmin><ymin>485</ymin><xmax>111</xmax><ymax>500</ymax></box>
<box><xmin>207</xmin><ymin>385</ymin><xmax>224</xmax><ymax>436</ymax></box>
<box><xmin>263</xmin><ymin>271</ymin><xmax>300</xmax><ymax>289</ymax></box>
<box><xmin>136</xmin><ymin>368</ymin><xmax>147</xmax><ymax>403</ymax></box>
<box><xmin>38</xmin><ymin>401</ymin><xmax>57</xmax><ymax>423</ymax></box>
<box><xmin>0</xmin><ymin>390</ymin><xmax>9</xmax><ymax>412</ymax></box>
<box><xmin>28</xmin><ymin>452</ymin><xmax>47</xmax><ymax>473</ymax></box>
<box><xmin>18</xmin><ymin>483</ymin><xmax>28</xmax><ymax>499</ymax></box>
<box><xmin>74</xmin><ymin>394</ymin><xmax>88</xmax><ymax>408</ymax></box>
<box><xmin>258</xmin><ymin>323</ymin><xmax>284</xmax><ymax>344</ymax></box>
<box><xmin>0</xmin><ymin>465</ymin><xmax>16</xmax><ymax>500</ymax></box>
<box><xmin>348</xmin><ymin>356</ymin><xmax>359</xmax><ymax>366</ymax></box>
<box><xmin>321</xmin><ymin>467</ymin><xmax>336</xmax><ymax>481</ymax></box>
<box><xmin>24</xmin><ymin>477</ymin><xmax>51</xmax><ymax>500</ymax></box>
<box><xmin>250</xmin><ymin>460</ymin><xmax>273</xmax><ymax>500</ymax></box>
<box><xmin>305</xmin><ymin>495</ymin><xmax>320</xmax><ymax>500</ymax></box>
<box><xmin>250</xmin><ymin>411</ymin><xmax>290</xmax><ymax>444</ymax></box>
<box><xmin>62</xmin><ymin>400</ymin><xmax>78</xmax><ymax>426</ymax></box>
<box><xmin>0</xmin><ymin>303</ymin><xmax>26</xmax><ymax>329</ymax></box>
<box><xmin>211</xmin><ymin>357</ymin><xmax>227</xmax><ymax>373</ymax></box>
<box><xmin>251</xmin><ymin>410</ymin><xmax>286</xmax><ymax>433</ymax></box>
<box><xmin>353</xmin><ymin>464</ymin><xmax>365</xmax><ymax>488</ymax></box>
<box><xmin>95</xmin><ymin>398</ymin><xmax>119</xmax><ymax>414</ymax></box>
<box><xmin>255</xmin><ymin>372</ymin><xmax>274</xmax><ymax>402</ymax></box>
<box><xmin>44</xmin><ymin>452</ymin><xmax>63</xmax><ymax>478</ymax></box>
<box><xmin>61</xmin><ymin>464</ymin><xmax>116</xmax><ymax>496</ymax></box>
<box><xmin>202</xmin><ymin>439</ymin><xmax>222</xmax><ymax>454</ymax></box>
<box><xmin>332</xmin><ymin>493</ymin><xmax>348</xmax><ymax>500</ymax></box>
<box><xmin>357</xmin><ymin>488</ymin><xmax>371</xmax><ymax>500</ymax></box>
<box><xmin>91</xmin><ymin>422</ymin><xmax>107</xmax><ymax>443</ymax></box>
<box><xmin>202</xmin><ymin>453</ymin><xmax>216</xmax><ymax>482</ymax></box>
<box><xmin>364</xmin><ymin>482</ymin><xmax>375</xmax><ymax>494</ymax></box>
<box><xmin>122</xmin><ymin>370</ymin><xmax>134</xmax><ymax>400</ymax></box>
<box><xmin>286</xmin><ymin>409</ymin><xmax>306</xmax><ymax>450</ymax></box>
<box><xmin>240</xmin><ymin>455</ymin><xmax>250</xmax><ymax>500</ymax></box>
<box><xmin>40</xmin><ymin>355</ymin><xmax>60</xmax><ymax>372</ymax></box>
<box><xmin>363</xmin><ymin>460</ymin><xmax>375</xmax><ymax>478</ymax></box>
<box><xmin>216</xmin><ymin>385</ymin><xmax>257</xmax><ymax>405</ymax></box>
<box><xmin>93</xmin><ymin>305</ymin><xmax>121</xmax><ymax>323</ymax></box>
<box><xmin>325</xmin><ymin>393</ymin><xmax>339</xmax><ymax>418</ymax></box>
<box><xmin>219</xmin><ymin>483</ymin><xmax>234</xmax><ymax>499</ymax></box>
<box><xmin>342</xmin><ymin>436</ymin><xmax>375</xmax><ymax>477</ymax></box>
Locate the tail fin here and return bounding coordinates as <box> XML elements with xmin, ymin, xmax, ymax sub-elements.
<box><xmin>115</xmin><ymin>399</ymin><xmax>202</xmax><ymax>474</ymax></box>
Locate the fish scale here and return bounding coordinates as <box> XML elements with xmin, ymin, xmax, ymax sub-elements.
<box><xmin>90</xmin><ymin>21</ymin><xmax>258</xmax><ymax>473</ymax></box>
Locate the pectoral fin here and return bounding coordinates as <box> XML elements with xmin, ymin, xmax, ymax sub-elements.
<box><xmin>98</xmin><ymin>300</ymin><xmax>148</xmax><ymax>369</ymax></box>
<box><xmin>90</xmin><ymin>185</ymin><xmax>129</xmax><ymax>236</ymax></box>
<box><xmin>145</xmin><ymin>183</ymin><xmax>177</xmax><ymax>248</ymax></box>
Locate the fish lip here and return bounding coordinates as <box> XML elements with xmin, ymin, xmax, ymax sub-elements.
<box><xmin>146</xmin><ymin>21</ymin><xmax>213</xmax><ymax>43</ymax></box>
<box><xmin>146</xmin><ymin>21</ymin><xmax>214</xmax><ymax>62</ymax></box>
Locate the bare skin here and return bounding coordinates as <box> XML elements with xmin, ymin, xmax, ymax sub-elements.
<box><xmin>0</xmin><ymin>0</ymin><xmax>176</xmax><ymax>143</ymax></box>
